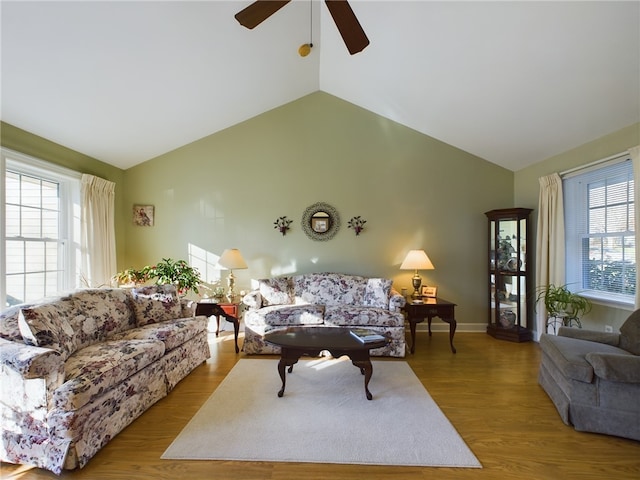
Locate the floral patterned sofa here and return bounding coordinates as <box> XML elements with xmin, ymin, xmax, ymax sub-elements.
<box><xmin>242</xmin><ymin>273</ymin><xmax>407</xmax><ymax>357</ymax></box>
<box><xmin>0</xmin><ymin>286</ymin><xmax>210</xmax><ymax>474</ymax></box>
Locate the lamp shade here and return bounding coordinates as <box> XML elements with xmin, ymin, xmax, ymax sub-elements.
<box><xmin>218</xmin><ymin>248</ymin><xmax>248</xmax><ymax>270</ymax></box>
<box><xmin>400</xmin><ymin>250</ymin><xmax>435</xmax><ymax>270</ymax></box>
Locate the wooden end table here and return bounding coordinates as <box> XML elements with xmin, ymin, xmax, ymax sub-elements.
<box><xmin>195</xmin><ymin>301</ymin><xmax>240</xmax><ymax>353</ymax></box>
<box><xmin>402</xmin><ymin>297</ymin><xmax>457</xmax><ymax>354</ymax></box>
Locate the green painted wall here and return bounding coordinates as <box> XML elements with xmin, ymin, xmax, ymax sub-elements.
<box><xmin>1</xmin><ymin>121</ymin><xmax>128</xmax><ymax>267</ymax></box>
<box><xmin>7</xmin><ymin>99</ymin><xmax>636</xmax><ymax>331</ymax></box>
<box><xmin>123</xmin><ymin>92</ymin><xmax>513</xmax><ymax>327</ymax></box>
<box><xmin>514</xmin><ymin>122</ymin><xmax>640</xmax><ymax>331</ymax></box>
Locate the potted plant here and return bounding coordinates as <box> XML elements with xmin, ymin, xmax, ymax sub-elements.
<box><xmin>535</xmin><ymin>283</ymin><xmax>592</xmax><ymax>328</ymax></box>
<box><xmin>144</xmin><ymin>258</ymin><xmax>202</xmax><ymax>296</ymax></box>
<box><xmin>114</xmin><ymin>258</ymin><xmax>202</xmax><ymax>296</ymax></box>
<box><xmin>112</xmin><ymin>267</ymin><xmax>148</xmax><ymax>287</ymax></box>
<box><xmin>199</xmin><ymin>280</ymin><xmax>226</xmax><ymax>301</ymax></box>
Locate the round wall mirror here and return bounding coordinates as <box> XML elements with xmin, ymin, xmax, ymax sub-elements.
<box><xmin>301</xmin><ymin>202</ymin><xmax>340</xmax><ymax>241</ymax></box>
<box><xmin>311</xmin><ymin>212</ymin><xmax>330</xmax><ymax>233</ymax></box>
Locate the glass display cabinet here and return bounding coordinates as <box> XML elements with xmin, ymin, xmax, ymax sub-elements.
<box><xmin>486</xmin><ymin>208</ymin><xmax>533</xmax><ymax>342</ymax></box>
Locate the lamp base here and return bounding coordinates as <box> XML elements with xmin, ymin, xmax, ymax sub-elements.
<box><xmin>226</xmin><ymin>271</ymin><xmax>236</xmax><ymax>300</ymax></box>
<box><xmin>411</xmin><ymin>273</ymin><xmax>422</xmax><ymax>299</ymax></box>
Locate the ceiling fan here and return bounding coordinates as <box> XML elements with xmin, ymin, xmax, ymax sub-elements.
<box><xmin>234</xmin><ymin>0</ymin><xmax>369</xmax><ymax>55</ymax></box>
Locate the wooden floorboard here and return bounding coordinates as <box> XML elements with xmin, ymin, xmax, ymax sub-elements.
<box><xmin>2</xmin><ymin>329</ymin><xmax>639</xmax><ymax>479</ymax></box>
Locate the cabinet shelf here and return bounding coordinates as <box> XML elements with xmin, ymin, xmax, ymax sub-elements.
<box><xmin>486</xmin><ymin>208</ymin><xmax>533</xmax><ymax>343</ymax></box>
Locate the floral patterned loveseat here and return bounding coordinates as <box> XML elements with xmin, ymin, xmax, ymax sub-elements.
<box><xmin>242</xmin><ymin>273</ymin><xmax>406</xmax><ymax>357</ymax></box>
<box><xmin>0</xmin><ymin>286</ymin><xmax>210</xmax><ymax>474</ymax></box>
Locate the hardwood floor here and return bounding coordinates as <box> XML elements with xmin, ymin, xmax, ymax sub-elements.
<box><xmin>2</xmin><ymin>329</ymin><xmax>639</xmax><ymax>480</ymax></box>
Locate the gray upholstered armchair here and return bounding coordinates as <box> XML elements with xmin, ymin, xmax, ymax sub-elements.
<box><xmin>538</xmin><ymin>309</ymin><xmax>640</xmax><ymax>441</ymax></box>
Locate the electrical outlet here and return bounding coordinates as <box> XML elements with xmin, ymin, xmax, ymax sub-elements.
<box><xmin>605</xmin><ymin>325</ymin><xmax>613</xmax><ymax>333</ymax></box>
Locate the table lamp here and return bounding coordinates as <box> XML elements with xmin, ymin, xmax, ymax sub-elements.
<box><xmin>400</xmin><ymin>249</ymin><xmax>435</xmax><ymax>300</ymax></box>
<box><xmin>218</xmin><ymin>248</ymin><xmax>248</xmax><ymax>299</ymax></box>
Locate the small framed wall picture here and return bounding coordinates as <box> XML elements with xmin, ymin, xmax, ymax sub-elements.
<box><xmin>421</xmin><ymin>286</ymin><xmax>437</xmax><ymax>298</ymax></box>
<box><xmin>133</xmin><ymin>205</ymin><xmax>154</xmax><ymax>226</ymax></box>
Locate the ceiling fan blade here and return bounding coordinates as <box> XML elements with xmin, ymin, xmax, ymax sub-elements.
<box><xmin>235</xmin><ymin>0</ymin><xmax>291</xmax><ymax>29</ymax></box>
<box><xmin>324</xmin><ymin>0</ymin><xmax>369</xmax><ymax>55</ymax></box>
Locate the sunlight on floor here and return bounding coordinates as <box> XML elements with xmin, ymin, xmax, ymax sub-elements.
<box><xmin>306</xmin><ymin>356</ymin><xmax>350</xmax><ymax>370</ymax></box>
<box><xmin>2</xmin><ymin>464</ymin><xmax>36</xmax><ymax>479</ymax></box>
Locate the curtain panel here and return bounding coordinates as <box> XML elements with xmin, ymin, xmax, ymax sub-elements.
<box><xmin>80</xmin><ymin>174</ymin><xmax>116</xmax><ymax>288</ymax></box>
<box><xmin>535</xmin><ymin>173</ymin><xmax>565</xmax><ymax>340</ymax></box>
<box><xmin>630</xmin><ymin>145</ymin><xmax>640</xmax><ymax>309</ymax></box>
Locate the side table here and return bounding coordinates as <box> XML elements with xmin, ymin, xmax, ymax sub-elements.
<box><xmin>195</xmin><ymin>301</ymin><xmax>240</xmax><ymax>353</ymax></box>
<box><xmin>402</xmin><ymin>298</ymin><xmax>457</xmax><ymax>354</ymax></box>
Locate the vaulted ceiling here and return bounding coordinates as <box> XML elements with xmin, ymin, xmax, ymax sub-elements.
<box><xmin>2</xmin><ymin>1</ymin><xmax>638</xmax><ymax>172</ymax></box>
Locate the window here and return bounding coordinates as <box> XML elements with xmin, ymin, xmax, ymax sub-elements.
<box><xmin>564</xmin><ymin>156</ymin><xmax>635</xmax><ymax>306</ymax></box>
<box><xmin>1</xmin><ymin>148</ymin><xmax>81</xmax><ymax>307</ymax></box>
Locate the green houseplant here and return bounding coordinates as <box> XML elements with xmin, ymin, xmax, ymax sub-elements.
<box><xmin>114</xmin><ymin>258</ymin><xmax>202</xmax><ymax>296</ymax></box>
<box><xmin>144</xmin><ymin>258</ymin><xmax>202</xmax><ymax>296</ymax></box>
<box><xmin>535</xmin><ymin>283</ymin><xmax>592</xmax><ymax>328</ymax></box>
<box><xmin>112</xmin><ymin>267</ymin><xmax>148</xmax><ymax>287</ymax></box>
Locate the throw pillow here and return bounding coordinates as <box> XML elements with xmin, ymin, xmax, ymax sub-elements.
<box><xmin>259</xmin><ymin>277</ymin><xmax>294</xmax><ymax>306</ymax></box>
<box><xmin>131</xmin><ymin>284</ymin><xmax>182</xmax><ymax>326</ymax></box>
<box><xmin>363</xmin><ymin>278</ymin><xmax>393</xmax><ymax>309</ymax></box>
<box><xmin>18</xmin><ymin>302</ymin><xmax>77</xmax><ymax>360</ymax></box>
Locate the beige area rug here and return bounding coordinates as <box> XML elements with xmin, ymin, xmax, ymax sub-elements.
<box><xmin>162</xmin><ymin>358</ymin><xmax>481</xmax><ymax>468</ymax></box>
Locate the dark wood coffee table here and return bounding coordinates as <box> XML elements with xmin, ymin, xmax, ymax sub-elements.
<box><xmin>264</xmin><ymin>326</ymin><xmax>389</xmax><ymax>400</ymax></box>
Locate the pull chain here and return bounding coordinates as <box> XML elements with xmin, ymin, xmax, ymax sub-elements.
<box><xmin>298</xmin><ymin>0</ymin><xmax>313</xmax><ymax>56</ymax></box>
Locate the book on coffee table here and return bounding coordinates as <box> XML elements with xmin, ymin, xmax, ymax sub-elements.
<box><xmin>349</xmin><ymin>328</ymin><xmax>386</xmax><ymax>343</ymax></box>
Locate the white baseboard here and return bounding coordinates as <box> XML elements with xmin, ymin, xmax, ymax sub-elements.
<box><xmin>412</xmin><ymin>322</ymin><xmax>486</xmax><ymax>333</ymax></box>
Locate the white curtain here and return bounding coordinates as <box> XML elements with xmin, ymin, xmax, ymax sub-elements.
<box><xmin>80</xmin><ymin>174</ymin><xmax>116</xmax><ymax>287</ymax></box>
<box><xmin>631</xmin><ymin>145</ymin><xmax>640</xmax><ymax>309</ymax></box>
<box><xmin>535</xmin><ymin>173</ymin><xmax>565</xmax><ymax>340</ymax></box>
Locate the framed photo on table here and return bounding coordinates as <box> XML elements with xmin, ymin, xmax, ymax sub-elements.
<box><xmin>421</xmin><ymin>286</ymin><xmax>437</xmax><ymax>298</ymax></box>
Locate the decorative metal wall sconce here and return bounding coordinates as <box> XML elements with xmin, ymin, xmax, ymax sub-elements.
<box><xmin>347</xmin><ymin>216</ymin><xmax>367</xmax><ymax>236</ymax></box>
<box><xmin>274</xmin><ymin>216</ymin><xmax>293</xmax><ymax>236</ymax></box>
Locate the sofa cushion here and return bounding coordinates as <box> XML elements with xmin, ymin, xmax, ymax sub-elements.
<box><xmin>540</xmin><ymin>333</ymin><xmax>628</xmax><ymax>383</ymax></box>
<box><xmin>293</xmin><ymin>273</ymin><xmax>366</xmax><ymax>306</ymax></box>
<box><xmin>111</xmin><ymin>317</ymin><xmax>207</xmax><ymax>351</ymax></box>
<box><xmin>324</xmin><ymin>305</ymin><xmax>405</xmax><ymax>327</ymax></box>
<box><xmin>259</xmin><ymin>277</ymin><xmax>294</xmax><ymax>306</ymax></box>
<box><xmin>68</xmin><ymin>289</ymin><xmax>136</xmax><ymax>348</ymax></box>
<box><xmin>18</xmin><ymin>301</ymin><xmax>78</xmax><ymax>360</ymax></box>
<box><xmin>619</xmin><ymin>309</ymin><xmax>640</xmax><ymax>355</ymax></box>
<box><xmin>54</xmin><ymin>338</ymin><xmax>165</xmax><ymax>411</ymax></box>
<box><xmin>131</xmin><ymin>285</ymin><xmax>182</xmax><ymax>326</ymax></box>
<box><xmin>362</xmin><ymin>278</ymin><xmax>392</xmax><ymax>308</ymax></box>
<box><xmin>244</xmin><ymin>304</ymin><xmax>325</xmax><ymax>326</ymax></box>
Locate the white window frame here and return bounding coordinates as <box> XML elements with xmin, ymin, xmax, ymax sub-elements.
<box><xmin>563</xmin><ymin>154</ymin><xmax>635</xmax><ymax>309</ymax></box>
<box><xmin>1</xmin><ymin>148</ymin><xmax>81</xmax><ymax>307</ymax></box>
